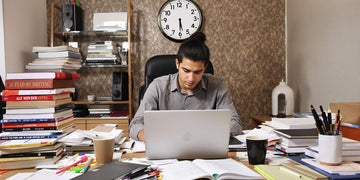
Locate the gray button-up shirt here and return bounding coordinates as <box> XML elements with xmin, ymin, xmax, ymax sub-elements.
<box><xmin>129</xmin><ymin>73</ymin><xmax>242</xmax><ymax>140</ymax></box>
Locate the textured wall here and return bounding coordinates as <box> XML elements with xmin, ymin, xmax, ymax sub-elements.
<box><xmin>47</xmin><ymin>0</ymin><xmax>285</xmax><ymax>130</ymax></box>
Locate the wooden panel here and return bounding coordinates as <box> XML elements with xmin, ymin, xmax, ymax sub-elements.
<box><xmin>75</xmin><ymin>123</ymin><xmax>86</xmax><ymax>130</ymax></box>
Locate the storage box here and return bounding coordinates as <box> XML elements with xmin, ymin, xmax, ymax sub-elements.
<box><xmin>330</xmin><ymin>102</ymin><xmax>360</xmax><ymax>125</ymax></box>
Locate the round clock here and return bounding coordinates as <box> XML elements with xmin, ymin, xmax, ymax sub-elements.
<box><xmin>158</xmin><ymin>0</ymin><xmax>203</xmax><ymax>42</ymax></box>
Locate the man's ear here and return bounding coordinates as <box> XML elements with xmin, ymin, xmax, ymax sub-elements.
<box><xmin>175</xmin><ymin>58</ymin><xmax>179</xmax><ymax>70</ymax></box>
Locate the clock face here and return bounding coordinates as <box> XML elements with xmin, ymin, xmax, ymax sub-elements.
<box><xmin>158</xmin><ymin>0</ymin><xmax>203</xmax><ymax>42</ymax></box>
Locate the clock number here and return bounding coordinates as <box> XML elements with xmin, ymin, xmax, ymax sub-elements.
<box><xmin>165</xmin><ymin>25</ymin><xmax>169</xmax><ymax>30</ymax></box>
<box><xmin>172</xmin><ymin>30</ymin><xmax>175</xmax><ymax>35</ymax></box>
<box><xmin>178</xmin><ymin>32</ymin><xmax>182</xmax><ymax>37</ymax></box>
<box><xmin>186</xmin><ymin>29</ymin><xmax>190</xmax><ymax>34</ymax></box>
<box><xmin>186</xmin><ymin>3</ymin><xmax>189</xmax><ymax>9</ymax></box>
<box><xmin>177</xmin><ymin>2</ymin><xmax>182</xmax><ymax>8</ymax></box>
<box><xmin>191</xmin><ymin>23</ymin><xmax>195</xmax><ymax>28</ymax></box>
<box><xmin>163</xmin><ymin>18</ymin><xmax>167</xmax><ymax>23</ymax></box>
<box><xmin>193</xmin><ymin>16</ymin><xmax>198</xmax><ymax>21</ymax></box>
<box><xmin>164</xmin><ymin>10</ymin><xmax>171</xmax><ymax>16</ymax></box>
<box><xmin>170</xmin><ymin>4</ymin><xmax>175</xmax><ymax>10</ymax></box>
<box><xmin>191</xmin><ymin>9</ymin><xmax>195</xmax><ymax>14</ymax></box>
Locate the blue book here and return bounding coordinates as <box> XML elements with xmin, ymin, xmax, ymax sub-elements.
<box><xmin>0</xmin><ymin>133</ymin><xmax>65</xmax><ymax>140</ymax></box>
<box><xmin>289</xmin><ymin>156</ymin><xmax>360</xmax><ymax>180</ymax></box>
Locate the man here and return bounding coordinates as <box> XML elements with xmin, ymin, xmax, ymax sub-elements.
<box><xmin>129</xmin><ymin>32</ymin><xmax>242</xmax><ymax>142</ymax></box>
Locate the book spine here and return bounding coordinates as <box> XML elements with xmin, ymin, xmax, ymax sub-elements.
<box><xmin>55</xmin><ymin>72</ymin><xmax>80</xmax><ymax>79</ymax></box>
<box><xmin>5</xmin><ymin>79</ymin><xmax>74</xmax><ymax>90</ymax></box>
<box><xmin>3</xmin><ymin>127</ymin><xmax>57</xmax><ymax>132</ymax></box>
<box><xmin>0</xmin><ymin>155</ymin><xmax>53</xmax><ymax>162</ymax></box>
<box><xmin>2</xmin><ymin>122</ymin><xmax>58</xmax><ymax>128</ymax></box>
<box><xmin>0</xmin><ymin>152</ymin><xmax>57</xmax><ymax>158</ymax></box>
<box><xmin>2</xmin><ymin>95</ymin><xmax>55</xmax><ymax>101</ymax></box>
<box><xmin>1</xmin><ymin>118</ymin><xmax>56</xmax><ymax>123</ymax></box>
<box><xmin>0</xmin><ymin>134</ymin><xmax>61</xmax><ymax>140</ymax></box>
<box><xmin>0</xmin><ymin>89</ymin><xmax>56</xmax><ymax>96</ymax></box>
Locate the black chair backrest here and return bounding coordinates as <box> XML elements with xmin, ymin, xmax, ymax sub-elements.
<box><xmin>144</xmin><ymin>55</ymin><xmax>214</xmax><ymax>89</ymax></box>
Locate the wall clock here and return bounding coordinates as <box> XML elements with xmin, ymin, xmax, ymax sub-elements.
<box><xmin>158</xmin><ymin>0</ymin><xmax>203</xmax><ymax>42</ymax></box>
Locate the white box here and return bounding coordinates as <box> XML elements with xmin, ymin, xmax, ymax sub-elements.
<box><xmin>93</xmin><ymin>12</ymin><xmax>127</xmax><ymax>31</ymax></box>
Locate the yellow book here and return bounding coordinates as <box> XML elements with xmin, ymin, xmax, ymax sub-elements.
<box><xmin>254</xmin><ymin>165</ymin><xmax>327</xmax><ymax>180</ymax></box>
<box><xmin>0</xmin><ymin>138</ymin><xmax>58</xmax><ymax>148</ymax></box>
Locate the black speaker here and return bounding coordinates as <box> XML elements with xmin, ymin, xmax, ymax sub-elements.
<box><xmin>62</xmin><ymin>4</ymin><xmax>82</xmax><ymax>32</ymax></box>
<box><xmin>112</xmin><ymin>72</ymin><xmax>128</xmax><ymax>101</ymax></box>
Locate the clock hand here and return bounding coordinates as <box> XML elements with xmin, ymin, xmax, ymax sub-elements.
<box><xmin>179</xmin><ymin>18</ymin><xmax>183</xmax><ymax>31</ymax></box>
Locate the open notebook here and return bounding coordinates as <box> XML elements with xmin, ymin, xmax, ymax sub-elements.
<box><xmin>144</xmin><ymin>109</ymin><xmax>231</xmax><ymax>160</ymax></box>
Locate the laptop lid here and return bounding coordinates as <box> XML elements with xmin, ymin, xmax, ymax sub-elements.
<box><xmin>144</xmin><ymin>109</ymin><xmax>231</xmax><ymax>160</ymax></box>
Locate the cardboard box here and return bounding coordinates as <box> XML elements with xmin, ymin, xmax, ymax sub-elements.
<box><xmin>330</xmin><ymin>102</ymin><xmax>360</xmax><ymax>124</ymax></box>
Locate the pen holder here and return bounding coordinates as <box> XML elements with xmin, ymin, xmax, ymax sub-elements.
<box><xmin>318</xmin><ymin>134</ymin><xmax>342</xmax><ymax>166</ymax></box>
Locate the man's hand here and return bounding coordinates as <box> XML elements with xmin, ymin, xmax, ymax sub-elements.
<box><xmin>138</xmin><ymin>129</ymin><xmax>145</xmax><ymax>142</ymax></box>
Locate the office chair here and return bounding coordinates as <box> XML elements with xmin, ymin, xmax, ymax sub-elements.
<box><xmin>138</xmin><ymin>54</ymin><xmax>214</xmax><ymax>106</ymax></box>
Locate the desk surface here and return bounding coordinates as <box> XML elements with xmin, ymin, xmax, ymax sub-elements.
<box><xmin>1</xmin><ymin>152</ymin><xmax>254</xmax><ymax>179</ymax></box>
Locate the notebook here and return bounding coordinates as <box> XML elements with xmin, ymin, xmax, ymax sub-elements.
<box><xmin>144</xmin><ymin>109</ymin><xmax>231</xmax><ymax>160</ymax></box>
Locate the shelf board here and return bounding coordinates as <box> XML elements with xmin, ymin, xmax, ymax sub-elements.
<box><xmin>82</xmin><ymin>64</ymin><xmax>128</xmax><ymax>68</ymax></box>
<box><xmin>74</xmin><ymin>100</ymin><xmax>129</xmax><ymax>105</ymax></box>
<box><xmin>55</xmin><ymin>30</ymin><xmax>129</xmax><ymax>42</ymax></box>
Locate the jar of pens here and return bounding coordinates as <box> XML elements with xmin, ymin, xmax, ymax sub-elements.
<box><xmin>311</xmin><ymin>105</ymin><xmax>342</xmax><ymax>166</ymax></box>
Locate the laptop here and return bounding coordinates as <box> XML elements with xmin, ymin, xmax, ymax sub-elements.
<box><xmin>144</xmin><ymin>109</ymin><xmax>231</xmax><ymax>160</ymax></box>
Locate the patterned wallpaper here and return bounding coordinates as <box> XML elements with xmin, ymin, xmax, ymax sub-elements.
<box><xmin>47</xmin><ymin>0</ymin><xmax>285</xmax><ymax>130</ymax></box>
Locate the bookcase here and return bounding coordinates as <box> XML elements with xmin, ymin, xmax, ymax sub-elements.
<box><xmin>50</xmin><ymin>0</ymin><xmax>134</xmax><ymax>138</ymax></box>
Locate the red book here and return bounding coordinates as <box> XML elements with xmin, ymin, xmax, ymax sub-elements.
<box><xmin>6</xmin><ymin>72</ymin><xmax>80</xmax><ymax>80</ymax></box>
<box><xmin>0</xmin><ymin>88</ymin><xmax>75</xmax><ymax>96</ymax></box>
<box><xmin>5</xmin><ymin>79</ymin><xmax>74</xmax><ymax>90</ymax></box>
<box><xmin>2</xmin><ymin>93</ymin><xmax>70</xmax><ymax>101</ymax></box>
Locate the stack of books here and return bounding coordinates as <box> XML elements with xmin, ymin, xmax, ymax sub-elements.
<box><xmin>305</xmin><ymin>137</ymin><xmax>360</xmax><ymax>161</ymax></box>
<box><xmin>26</xmin><ymin>45</ymin><xmax>82</xmax><ymax>73</ymax></box>
<box><xmin>273</xmin><ymin>128</ymin><xmax>319</xmax><ymax>155</ymax></box>
<box><xmin>0</xmin><ymin>72</ymin><xmax>80</xmax><ymax>168</ymax></box>
<box><xmin>88</xmin><ymin>105</ymin><xmax>111</xmax><ymax>117</ymax></box>
<box><xmin>84</xmin><ymin>41</ymin><xmax>118</xmax><ymax>66</ymax></box>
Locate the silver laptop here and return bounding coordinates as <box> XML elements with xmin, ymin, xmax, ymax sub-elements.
<box><xmin>144</xmin><ymin>109</ymin><xmax>231</xmax><ymax>160</ymax></box>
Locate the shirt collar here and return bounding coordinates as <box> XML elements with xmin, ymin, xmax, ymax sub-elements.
<box><xmin>170</xmin><ymin>73</ymin><xmax>207</xmax><ymax>93</ymax></box>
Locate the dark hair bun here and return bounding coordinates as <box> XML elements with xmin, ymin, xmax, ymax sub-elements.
<box><xmin>189</xmin><ymin>31</ymin><xmax>206</xmax><ymax>43</ymax></box>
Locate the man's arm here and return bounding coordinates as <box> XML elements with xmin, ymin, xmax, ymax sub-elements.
<box><xmin>216</xmin><ymin>80</ymin><xmax>243</xmax><ymax>136</ymax></box>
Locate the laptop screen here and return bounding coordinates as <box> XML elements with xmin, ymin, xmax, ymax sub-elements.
<box><xmin>144</xmin><ymin>109</ymin><xmax>231</xmax><ymax>160</ymax></box>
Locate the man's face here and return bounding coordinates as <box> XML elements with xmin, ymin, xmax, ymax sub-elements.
<box><xmin>176</xmin><ymin>57</ymin><xmax>206</xmax><ymax>94</ymax></box>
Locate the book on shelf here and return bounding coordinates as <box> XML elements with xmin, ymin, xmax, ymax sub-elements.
<box><xmin>273</xmin><ymin>128</ymin><xmax>318</xmax><ymax>139</ymax></box>
<box><xmin>6</xmin><ymin>97</ymin><xmax>72</xmax><ymax>108</ymax></box>
<box><xmin>264</xmin><ymin>117</ymin><xmax>316</xmax><ymax>129</ymax></box>
<box><xmin>0</xmin><ymin>142</ymin><xmax>65</xmax><ymax>156</ymax></box>
<box><xmin>0</xmin><ymin>153</ymin><xmax>63</xmax><ymax>170</ymax></box>
<box><xmin>6</xmin><ymin>72</ymin><xmax>80</xmax><ymax>80</ymax></box>
<box><xmin>2</xmin><ymin>93</ymin><xmax>70</xmax><ymax>101</ymax></box>
<box><xmin>5</xmin><ymin>79</ymin><xmax>75</xmax><ymax>90</ymax></box>
<box><xmin>36</xmin><ymin>50</ymin><xmax>81</xmax><ymax>59</ymax></box>
<box><xmin>159</xmin><ymin>158</ymin><xmax>262</xmax><ymax>180</ymax></box>
<box><xmin>33</xmin><ymin>57</ymin><xmax>82</xmax><ymax>63</ymax></box>
<box><xmin>27</xmin><ymin>62</ymin><xmax>82</xmax><ymax>66</ymax></box>
<box><xmin>25</xmin><ymin>64</ymin><xmax>81</xmax><ymax>70</ymax></box>
<box><xmin>3</xmin><ymin>109</ymin><xmax>73</xmax><ymax>120</ymax></box>
<box><xmin>0</xmin><ymin>87</ymin><xmax>75</xmax><ymax>96</ymax></box>
<box><xmin>277</xmin><ymin>144</ymin><xmax>307</xmax><ymax>154</ymax></box>
<box><xmin>32</xmin><ymin>45</ymin><xmax>79</xmax><ymax>53</ymax></box>
<box><xmin>25</xmin><ymin>68</ymin><xmax>77</xmax><ymax>73</ymax></box>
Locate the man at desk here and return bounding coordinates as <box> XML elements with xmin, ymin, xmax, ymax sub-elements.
<box><xmin>129</xmin><ymin>32</ymin><xmax>242</xmax><ymax>142</ymax></box>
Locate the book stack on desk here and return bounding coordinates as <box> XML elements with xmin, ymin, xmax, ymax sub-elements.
<box><xmin>273</xmin><ymin>128</ymin><xmax>319</xmax><ymax>155</ymax></box>
<box><xmin>0</xmin><ymin>72</ymin><xmax>79</xmax><ymax>168</ymax></box>
<box><xmin>26</xmin><ymin>45</ymin><xmax>82</xmax><ymax>73</ymax></box>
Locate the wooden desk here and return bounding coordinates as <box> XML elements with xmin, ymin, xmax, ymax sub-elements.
<box><xmin>250</xmin><ymin>115</ymin><xmax>271</xmax><ymax>128</ymax></box>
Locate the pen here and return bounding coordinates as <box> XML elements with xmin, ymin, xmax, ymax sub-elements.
<box><xmin>319</xmin><ymin>105</ymin><xmax>328</xmax><ymax>132</ymax></box>
<box><xmin>334</xmin><ymin>119</ymin><xmax>341</xmax><ymax>135</ymax></box>
<box><xmin>310</xmin><ymin>105</ymin><xmax>324</xmax><ymax>134</ymax></box>
<box><xmin>280</xmin><ymin>166</ymin><xmax>303</xmax><ymax>178</ymax></box>
<box><xmin>56</xmin><ymin>156</ymin><xmax>88</xmax><ymax>174</ymax></box>
<box><xmin>81</xmin><ymin>157</ymin><xmax>93</xmax><ymax>173</ymax></box>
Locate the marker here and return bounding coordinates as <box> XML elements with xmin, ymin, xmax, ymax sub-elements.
<box><xmin>56</xmin><ymin>156</ymin><xmax>88</xmax><ymax>174</ymax></box>
<box><xmin>319</xmin><ymin>105</ymin><xmax>328</xmax><ymax>132</ymax></box>
<box><xmin>310</xmin><ymin>105</ymin><xmax>324</xmax><ymax>134</ymax></box>
<box><xmin>81</xmin><ymin>157</ymin><xmax>93</xmax><ymax>173</ymax></box>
